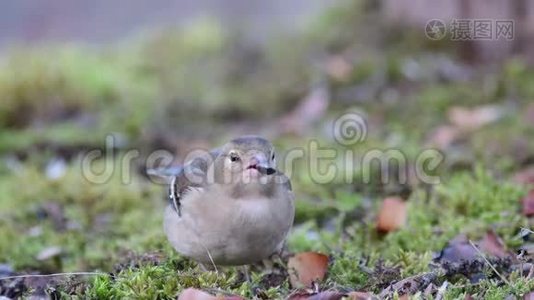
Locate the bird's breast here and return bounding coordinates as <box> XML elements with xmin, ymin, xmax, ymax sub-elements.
<box><xmin>165</xmin><ymin>186</ymin><xmax>294</xmax><ymax>265</ymax></box>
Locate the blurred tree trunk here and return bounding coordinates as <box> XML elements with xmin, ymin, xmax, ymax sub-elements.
<box><xmin>458</xmin><ymin>0</ymin><xmax>475</xmax><ymax>63</ymax></box>
<box><xmin>382</xmin><ymin>0</ymin><xmax>534</xmax><ymax>64</ymax></box>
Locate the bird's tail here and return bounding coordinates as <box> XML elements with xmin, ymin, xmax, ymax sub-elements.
<box><xmin>146</xmin><ymin>166</ymin><xmax>183</xmax><ymax>183</ymax></box>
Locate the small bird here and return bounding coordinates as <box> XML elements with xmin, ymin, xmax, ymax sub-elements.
<box><xmin>159</xmin><ymin>136</ymin><xmax>294</xmax><ymax>269</ymax></box>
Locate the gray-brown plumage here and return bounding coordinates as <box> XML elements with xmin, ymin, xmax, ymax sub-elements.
<box><xmin>161</xmin><ymin>136</ymin><xmax>294</xmax><ymax>267</ymax></box>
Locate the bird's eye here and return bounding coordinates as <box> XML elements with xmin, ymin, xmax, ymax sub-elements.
<box><xmin>229</xmin><ymin>152</ymin><xmax>240</xmax><ymax>162</ymax></box>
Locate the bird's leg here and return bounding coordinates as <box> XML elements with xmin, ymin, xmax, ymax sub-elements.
<box><xmin>263</xmin><ymin>251</ymin><xmax>286</xmax><ymax>273</ymax></box>
<box><xmin>199</xmin><ymin>263</ymin><xmax>211</xmax><ymax>272</ymax></box>
<box><xmin>272</xmin><ymin>253</ymin><xmax>286</xmax><ymax>267</ymax></box>
<box><xmin>197</xmin><ymin>242</ymin><xmax>218</xmax><ymax>273</ymax></box>
<box><xmin>262</xmin><ymin>258</ymin><xmax>274</xmax><ymax>273</ymax></box>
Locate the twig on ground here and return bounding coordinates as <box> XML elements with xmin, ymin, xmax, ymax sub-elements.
<box><xmin>468</xmin><ymin>240</ymin><xmax>510</xmax><ymax>286</ymax></box>
<box><xmin>0</xmin><ymin>272</ymin><xmax>108</xmax><ymax>281</ymax></box>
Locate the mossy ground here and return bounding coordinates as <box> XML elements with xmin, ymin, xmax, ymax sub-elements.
<box><xmin>1</xmin><ymin>1</ymin><xmax>534</xmax><ymax>299</ymax></box>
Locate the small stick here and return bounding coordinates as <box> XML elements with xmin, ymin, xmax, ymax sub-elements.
<box><xmin>527</xmin><ymin>265</ymin><xmax>534</xmax><ymax>279</ymax></box>
<box><xmin>0</xmin><ymin>272</ymin><xmax>107</xmax><ymax>281</ymax></box>
<box><xmin>468</xmin><ymin>240</ymin><xmax>510</xmax><ymax>286</ymax></box>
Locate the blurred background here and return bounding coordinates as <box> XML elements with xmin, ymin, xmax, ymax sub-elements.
<box><xmin>1</xmin><ymin>0</ymin><xmax>534</xmax><ymax>298</ymax></box>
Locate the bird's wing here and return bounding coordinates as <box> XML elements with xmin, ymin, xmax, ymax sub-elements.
<box><xmin>169</xmin><ymin>149</ymin><xmax>220</xmax><ymax>216</ymax></box>
<box><xmin>146</xmin><ymin>166</ymin><xmax>183</xmax><ymax>181</ymax></box>
<box><xmin>275</xmin><ymin>170</ymin><xmax>292</xmax><ymax>192</ymax></box>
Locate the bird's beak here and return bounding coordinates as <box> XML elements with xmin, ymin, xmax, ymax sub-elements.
<box><xmin>247</xmin><ymin>154</ymin><xmax>276</xmax><ymax>175</ymax></box>
<box><xmin>256</xmin><ymin>165</ymin><xmax>276</xmax><ymax>175</ymax></box>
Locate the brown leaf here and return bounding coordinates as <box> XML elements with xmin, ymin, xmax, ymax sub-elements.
<box><xmin>324</xmin><ymin>55</ymin><xmax>353</xmax><ymax>81</ymax></box>
<box><xmin>177</xmin><ymin>288</ymin><xmax>243</xmax><ymax>300</ymax></box>
<box><xmin>513</xmin><ymin>167</ymin><xmax>534</xmax><ymax>186</ymax></box>
<box><xmin>347</xmin><ymin>291</ymin><xmax>373</xmax><ymax>300</ymax></box>
<box><xmin>437</xmin><ymin>231</ymin><xmax>510</xmax><ymax>264</ymax></box>
<box><xmin>376</xmin><ymin>197</ymin><xmax>407</xmax><ymax>233</ymax></box>
<box><xmin>524</xmin><ymin>102</ymin><xmax>534</xmax><ymax>126</ymax></box>
<box><xmin>522</xmin><ymin>190</ymin><xmax>534</xmax><ymax>217</ymax></box>
<box><xmin>447</xmin><ymin>105</ymin><xmax>503</xmax><ymax>131</ymax></box>
<box><xmin>479</xmin><ymin>230</ymin><xmax>509</xmax><ymax>258</ymax></box>
<box><xmin>427</xmin><ymin>125</ymin><xmax>461</xmax><ymax>149</ymax></box>
<box><xmin>287</xmin><ymin>252</ymin><xmax>329</xmax><ymax>288</ymax></box>
<box><xmin>279</xmin><ymin>86</ymin><xmax>329</xmax><ymax>135</ymax></box>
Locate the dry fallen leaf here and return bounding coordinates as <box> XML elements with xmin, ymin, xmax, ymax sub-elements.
<box><xmin>178</xmin><ymin>289</ymin><xmax>214</xmax><ymax>300</ymax></box>
<box><xmin>279</xmin><ymin>86</ymin><xmax>329</xmax><ymax>135</ymax></box>
<box><xmin>524</xmin><ymin>102</ymin><xmax>534</xmax><ymax>126</ymax></box>
<box><xmin>347</xmin><ymin>291</ymin><xmax>373</xmax><ymax>300</ymax></box>
<box><xmin>479</xmin><ymin>230</ymin><xmax>509</xmax><ymax>258</ymax></box>
<box><xmin>522</xmin><ymin>190</ymin><xmax>534</xmax><ymax>217</ymax></box>
<box><xmin>376</xmin><ymin>197</ymin><xmax>407</xmax><ymax>233</ymax></box>
<box><xmin>427</xmin><ymin>125</ymin><xmax>462</xmax><ymax>149</ymax></box>
<box><xmin>287</xmin><ymin>252</ymin><xmax>329</xmax><ymax>287</ymax></box>
<box><xmin>436</xmin><ymin>231</ymin><xmax>510</xmax><ymax>265</ymax></box>
<box><xmin>288</xmin><ymin>290</ymin><xmax>346</xmax><ymax>300</ymax></box>
<box><xmin>177</xmin><ymin>288</ymin><xmax>243</xmax><ymax>300</ymax></box>
<box><xmin>324</xmin><ymin>55</ymin><xmax>353</xmax><ymax>81</ymax></box>
<box><xmin>513</xmin><ymin>167</ymin><xmax>534</xmax><ymax>186</ymax></box>
<box><xmin>447</xmin><ymin>105</ymin><xmax>503</xmax><ymax>131</ymax></box>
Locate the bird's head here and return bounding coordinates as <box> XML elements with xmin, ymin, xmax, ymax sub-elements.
<box><xmin>215</xmin><ymin>136</ymin><xmax>277</xmax><ymax>184</ymax></box>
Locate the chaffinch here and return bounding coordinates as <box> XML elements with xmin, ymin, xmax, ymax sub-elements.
<box><xmin>156</xmin><ymin>136</ymin><xmax>294</xmax><ymax>269</ymax></box>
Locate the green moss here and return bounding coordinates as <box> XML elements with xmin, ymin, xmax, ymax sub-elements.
<box><xmin>83</xmin><ymin>259</ymin><xmax>288</xmax><ymax>299</ymax></box>
<box><xmin>0</xmin><ymin>1</ymin><xmax>533</xmax><ymax>298</ymax></box>
<box><xmin>444</xmin><ymin>272</ymin><xmax>534</xmax><ymax>299</ymax></box>
<box><xmin>326</xmin><ymin>250</ymin><xmax>372</xmax><ymax>288</ymax></box>
<box><xmin>0</xmin><ymin>158</ymin><xmax>164</xmax><ymax>271</ymax></box>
